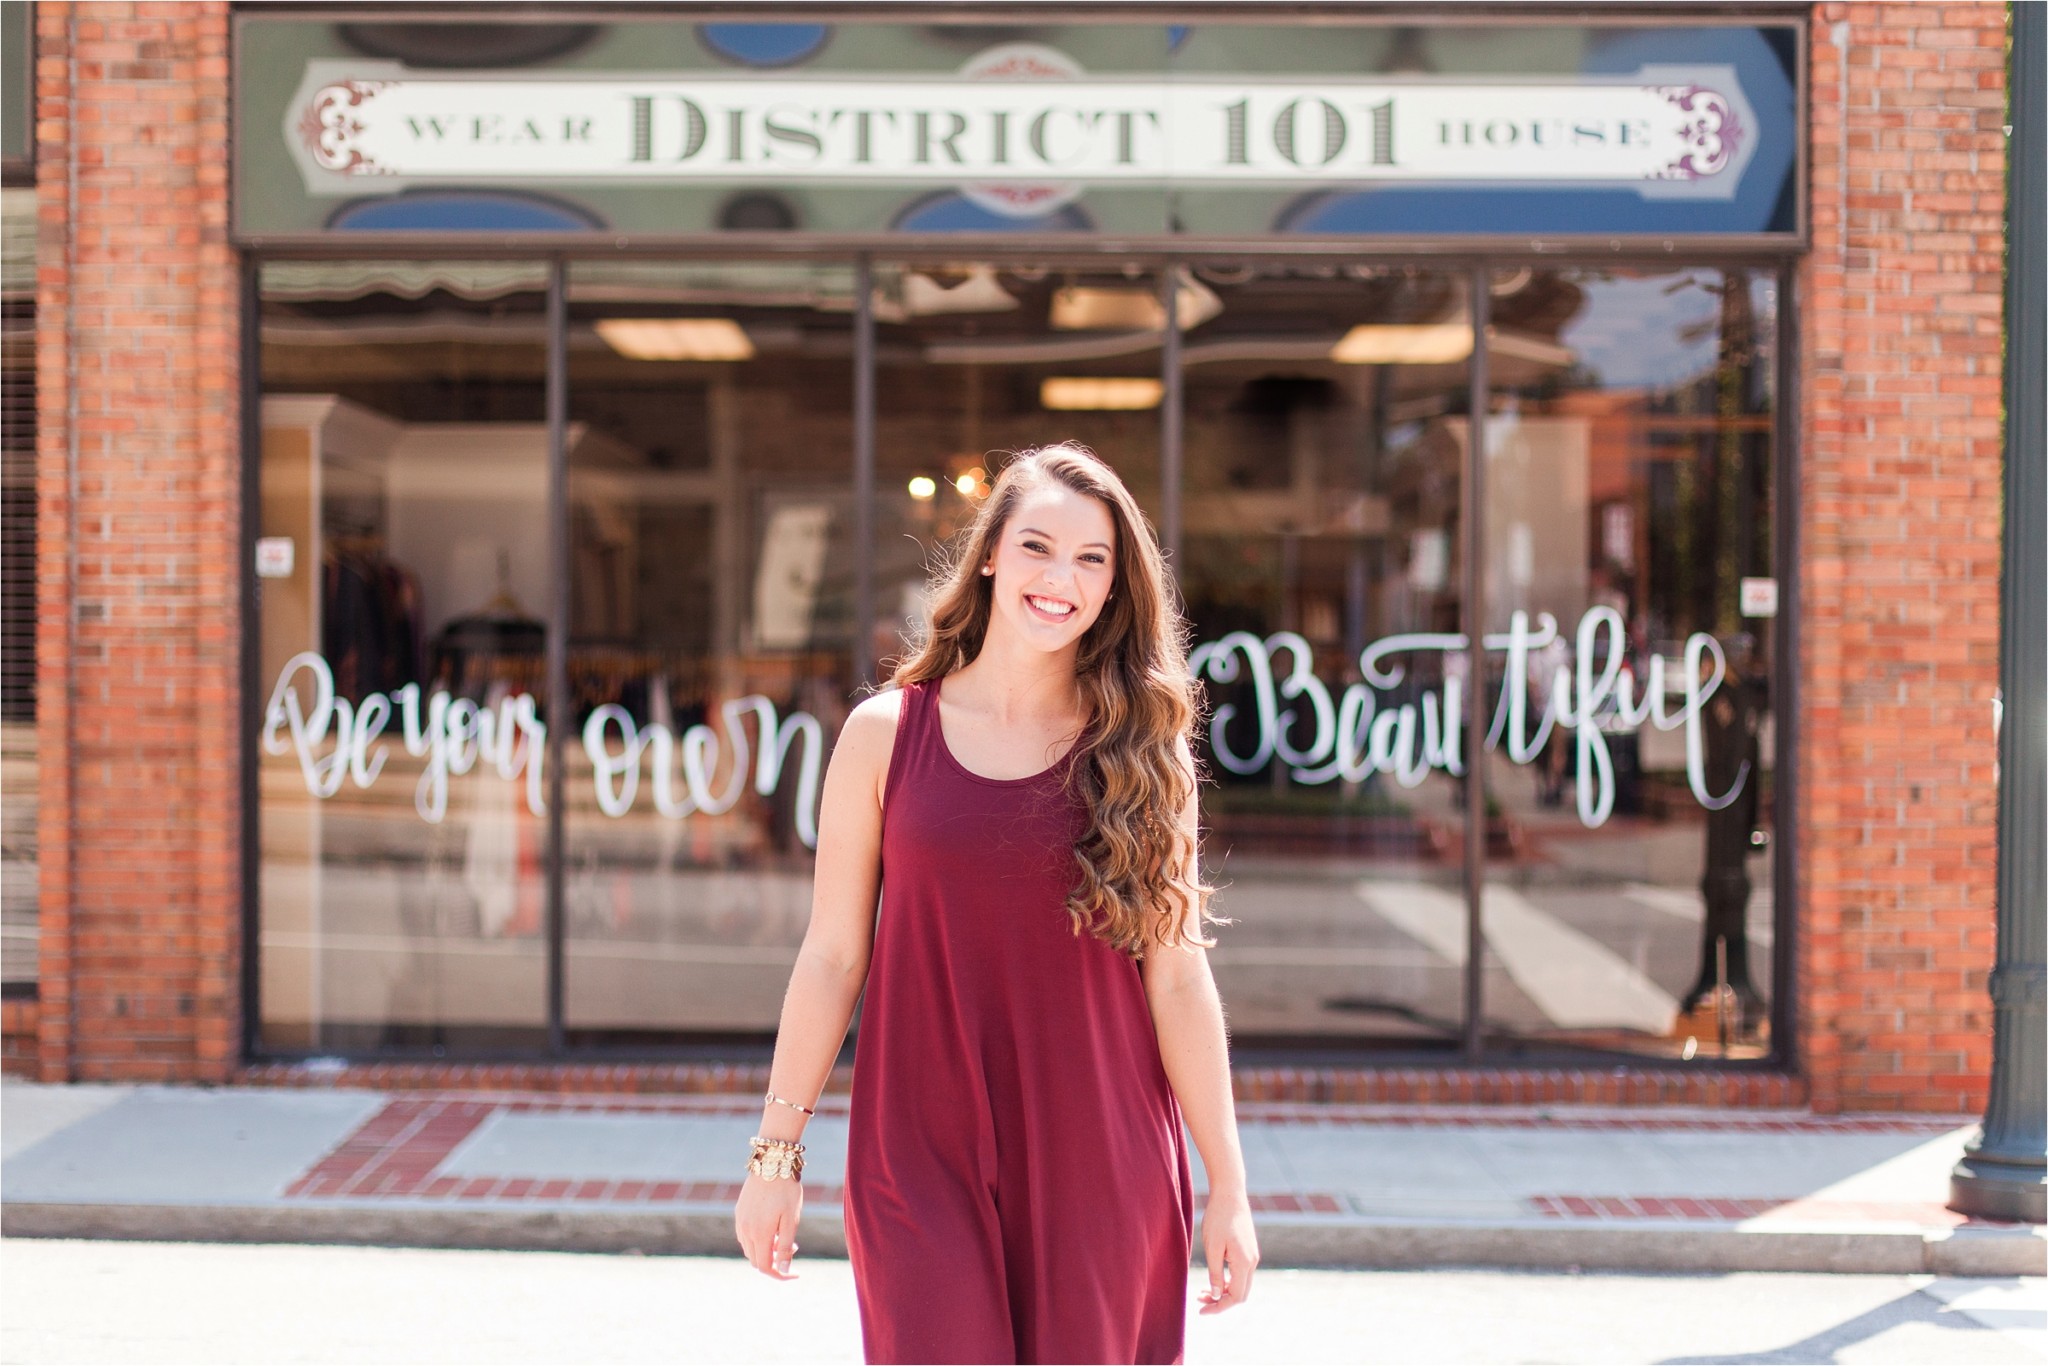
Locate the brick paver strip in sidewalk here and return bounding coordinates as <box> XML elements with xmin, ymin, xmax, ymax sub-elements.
<box><xmin>280</xmin><ymin>1095</ymin><xmax>1980</xmax><ymax>1225</ymax></box>
<box><xmin>1523</xmin><ymin>1194</ymin><xmax>2015</xmax><ymax>1227</ymax></box>
<box><xmin>1231</xmin><ymin>1105</ymin><xmax>1966</xmax><ymax>1134</ymax></box>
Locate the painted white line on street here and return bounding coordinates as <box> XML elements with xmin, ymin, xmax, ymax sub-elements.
<box><xmin>1356</xmin><ymin>880</ymin><xmax>1680</xmax><ymax>1034</ymax></box>
<box><xmin>1623</xmin><ymin>882</ymin><xmax>1776</xmax><ymax>950</ymax></box>
<box><xmin>1354</xmin><ymin>881</ymin><xmax>1469</xmax><ymax>967</ymax></box>
<box><xmin>1209</xmin><ymin>946</ymin><xmax>1446</xmax><ymax>969</ymax></box>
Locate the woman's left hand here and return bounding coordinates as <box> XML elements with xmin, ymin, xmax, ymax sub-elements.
<box><xmin>1196</xmin><ymin>1187</ymin><xmax>1260</xmax><ymax>1314</ymax></box>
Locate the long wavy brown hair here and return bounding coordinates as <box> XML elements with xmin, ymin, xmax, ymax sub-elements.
<box><xmin>887</xmin><ymin>442</ymin><xmax>1226</xmax><ymax>959</ymax></box>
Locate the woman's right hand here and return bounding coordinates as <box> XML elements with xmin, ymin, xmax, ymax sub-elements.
<box><xmin>735</xmin><ymin>1172</ymin><xmax>804</xmax><ymax>1279</ymax></box>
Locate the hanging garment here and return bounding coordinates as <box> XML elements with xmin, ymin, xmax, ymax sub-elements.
<box><xmin>845</xmin><ymin>676</ymin><xmax>1194</xmax><ymax>1366</ymax></box>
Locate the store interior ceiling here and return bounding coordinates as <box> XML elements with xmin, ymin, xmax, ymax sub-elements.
<box><xmin>258</xmin><ymin>260</ymin><xmax>1582</xmax><ymax>386</ymax></box>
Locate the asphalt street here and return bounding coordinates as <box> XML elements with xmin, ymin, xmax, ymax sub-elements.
<box><xmin>0</xmin><ymin>1238</ymin><xmax>2040</xmax><ymax>1365</ymax></box>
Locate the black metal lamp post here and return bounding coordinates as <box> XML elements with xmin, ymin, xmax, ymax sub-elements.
<box><xmin>1950</xmin><ymin>0</ymin><xmax>2047</xmax><ymax>1226</ymax></box>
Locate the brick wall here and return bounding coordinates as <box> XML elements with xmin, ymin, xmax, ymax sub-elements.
<box><xmin>1800</xmin><ymin>2</ymin><xmax>2007</xmax><ymax>1113</ymax></box>
<box><xmin>20</xmin><ymin>3</ymin><xmax>2012</xmax><ymax>1104</ymax></box>
<box><xmin>33</xmin><ymin>2</ymin><xmax>241</xmax><ymax>1081</ymax></box>
<box><xmin>1</xmin><ymin>996</ymin><xmax>40</xmax><ymax>1076</ymax></box>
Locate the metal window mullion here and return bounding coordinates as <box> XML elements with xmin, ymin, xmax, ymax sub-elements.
<box><xmin>1160</xmin><ymin>266</ymin><xmax>1183</xmax><ymax>575</ymax></box>
<box><xmin>545</xmin><ymin>258</ymin><xmax>568</xmax><ymax>1054</ymax></box>
<box><xmin>1462</xmin><ymin>265</ymin><xmax>1491</xmax><ymax>1060</ymax></box>
<box><xmin>854</xmin><ymin>254</ymin><xmax>876</xmax><ymax>688</ymax></box>
<box><xmin>1771</xmin><ymin>259</ymin><xmax>1800</xmax><ymax>1067</ymax></box>
<box><xmin>239</xmin><ymin>253</ymin><xmax>263</xmax><ymax>1062</ymax></box>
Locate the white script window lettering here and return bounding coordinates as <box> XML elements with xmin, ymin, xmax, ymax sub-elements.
<box><xmin>263</xmin><ymin>608</ymin><xmax>1749</xmax><ymax>846</ymax></box>
<box><xmin>262</xmin><ymin>652</ymin><xmax>826</xmax><ymax>848</ymax></box>
<box><xmin>1188</xmin><ymin>608</ymin><xmax>1751</xmax><ymax>828</ymax></box>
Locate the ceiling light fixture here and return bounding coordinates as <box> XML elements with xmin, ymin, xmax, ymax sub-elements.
<box><xmin>1040</xmin><ymin>377</ymin><xmax>1164</xmax><ymax>411</ymax></box>
<box><xmin>1050</xmin><ymin>286</ymin><xmax>1161</xmax><ymax>331</ymax></box>
<box><xmin>1049</xmin><ymin>274</ymin><xmax>1223</xmax><ymax>332</ymax></box>
<box><xmin>596</xmin><ymin>318</ymin><xmax>755</xmax><ymax>361</ymax></box>
<box><xmin>1329</xmin><ymin>323</ymin><xmax>1474</xmax><ymax>365</ymax></box>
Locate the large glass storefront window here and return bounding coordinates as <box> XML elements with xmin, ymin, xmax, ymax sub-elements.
<box><xmin>1178</xmin><ymin>264</ymin><xmax>1470</xmax><ymax>1044</ymax></box>
<box><xmin>258</xmin><ymin>262</ymin><xmax>552</xmax><ymax>1051</ymax></box>
<box><xmin>562</xmin><ymin>262</ymin><xmax>857</xmax><ymax>1043</ymax></box>
<box><xmin>1</xmin><ymin>183</ymin><xmax>34</xmax><ymax>997</ymax></box>
<box><xmin>1479</xmin><ymin>267</ymin><xmax>1778</xmax><ymax>1060</ymax></box>
<box><xmin>253</xmin><ymin>256</ymin><xmax>1784</xmax><ymax>1064</ymax></box>
<box><xmin>237</xmin><ymin>7</ymin><xmax>1804</xmax><ymax>1063</ymax></box>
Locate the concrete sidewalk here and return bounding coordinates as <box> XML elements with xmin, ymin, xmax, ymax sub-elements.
<box><xmin>3</xmin><ymin>1081</ymin><xmax>2041</xmax><ymax>1276</ymax></box>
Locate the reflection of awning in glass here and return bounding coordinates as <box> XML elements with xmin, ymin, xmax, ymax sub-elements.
<box><xmin>261</xmin><ymin>316</ymin><xmax>809</xmax><ymax>356</ymax></box>
<box><xmin>572</xmin><ymin>260</ymin><xmax>862</xmax><ymax>309</ymax></box>
<box><xmin>261</xmin><ymin>259</ymin><xmax>863</xmax><ymax>308</ymax></box>
<box><xmin>259</xmin><ymin>261</ymin><xmax>549</xmax><ymax>302</ymax></box>
<box><xmin>0</xmin><ymin>187</ymin><xmax>36</xmax><ymax>299</ymax></box>
<box><xmin>262</xmin><ymin>315</ymin><xmax>546</xmax><ymax>347</ymax></box>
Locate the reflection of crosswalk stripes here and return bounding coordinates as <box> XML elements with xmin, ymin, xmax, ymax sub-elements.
<box><xmin>1356</xmin><ymin>881</ymin><xmax>1680</xmax><ymax>1035</ymax></box>
<box><xmin>1622</xmin><ymin>882</ymin><xmax>1775</xmax><ymax>950</ymax></box>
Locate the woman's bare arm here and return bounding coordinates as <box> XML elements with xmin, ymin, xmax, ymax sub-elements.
<box><xmin>1140</xmin><ymin>733</ymin><xmax>1259</xmax><ymax>1311</ymax></box>
<box><xmin>735</xmin><ymin>687</ymin><xmax>900</xmax><ymax>1278</ymax></box>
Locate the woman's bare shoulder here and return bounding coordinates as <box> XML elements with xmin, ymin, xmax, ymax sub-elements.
<box><xmin>844</xmin><ymin>683</ymin><xmax>910</xmax><ymax>732</ymax></box>
<box><xmin>836</xmin><ymin>686</ymin><xmax>910</xmax><ymax>760</ymax></box>
<box><xmin>835</xmin><ymin>685</ymin><xmax>912</xmax><ymax>807</ymax></box>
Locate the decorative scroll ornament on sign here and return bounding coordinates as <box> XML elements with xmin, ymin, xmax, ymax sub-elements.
<box><xmin>282</xmin><ymin>49</ymin><xmax>1758</xmax><ymax>205</ymax></box>
<box><xmin>263</xmin><ymin>605</ymin><xmax>1752</xmax><ymax>851</ymax></box>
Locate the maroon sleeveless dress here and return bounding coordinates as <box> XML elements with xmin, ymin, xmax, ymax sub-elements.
<box><xmin>844</xmin><ymin>676</ymin><xmax>1194</xmax><ymax>1365</ymax></box>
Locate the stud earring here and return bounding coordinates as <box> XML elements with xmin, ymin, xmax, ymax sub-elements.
<box><xmin>981</xmin><ymin>565</ymin><xmax>993</xmax><ymax>575</ymax></box>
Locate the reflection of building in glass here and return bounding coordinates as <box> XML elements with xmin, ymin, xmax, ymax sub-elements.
<box><xmin>245</xmin><ymin>256</ymin><xmax>1784</xmax><ymax>1061</ymax></box>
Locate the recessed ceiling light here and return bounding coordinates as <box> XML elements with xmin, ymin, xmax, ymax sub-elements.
<box><xmin>1049</xmin><ymin>276</ymin><xmax>1223</xmax><ymax>332</ymax></box>
<box><xmin>1040</xmin><ymin>377</ymin><xmax>1164</xmax><ymax>411</ymax></box>
<box><xmin>596</xmin><ymin>318</ymin><xmax>755</xmax><ymax>361</ymax></box>
<box><xmin>1329</xmin><ymin>323</ymin><xmax>1474</xmax><ymax>365</ymax></box>
<box><xmin>1051</xmin><ymin>287</ymin><xmax>1163</xmax><ymax>331</ymax></box>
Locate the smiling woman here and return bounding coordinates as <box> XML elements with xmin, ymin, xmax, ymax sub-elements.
<box><xmin>734</xmin><ymin>443</ymin><xmax>1255</xmax><ymax>1359</ymax></box>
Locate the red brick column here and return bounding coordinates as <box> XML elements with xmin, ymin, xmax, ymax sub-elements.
<box><xmin>33</xmin><ymin>2</ymin><xmax>240</xmax><ymax>1081</ymax></box>
<box><xmin>1800</xmin><ymin>3</ymin><xmax>2007</xmax><ymax>1114</ymax></box>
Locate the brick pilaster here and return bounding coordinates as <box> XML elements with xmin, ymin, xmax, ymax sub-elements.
<box><xmin>1800</xmin><ymin>2</ymin><xmax>2007</xmax><ymax>1113</ymax></box>
<box><xmin>33</xmin><ymin>2</ymin><xmax>240</xmax><ymax>1081</ymax></box>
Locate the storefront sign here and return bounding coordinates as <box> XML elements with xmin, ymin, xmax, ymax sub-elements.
<box><xmin>286</xmin><ymin>51</ymin><xmax>1756</xmax><ymax>201</ymax></box>
<box><xmin>264</xmin><ymin>604</ymin><xmax>1751</xmax><ymax>851</ymax></box>
<box><xmin>1739</xmin><ymin>576</ymin><xmax>1779</xmax><ymax>617</ymax></box>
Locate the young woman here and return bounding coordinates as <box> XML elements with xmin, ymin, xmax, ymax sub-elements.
<box><xmin>733</xmin><ymin>443</ymin><xmax>1259</xmax><ymax>1365</ymax></box>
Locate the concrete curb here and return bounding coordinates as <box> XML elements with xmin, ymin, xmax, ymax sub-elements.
<box><xmin>6</xmin><ymin>1202</ymin><xmax>2041</xmax><ymax>1276</ymax></box>
<box><xmin>1247</xmin><ymin>1215</ymin><xmax>2047</xmax><ymax>1276</ymax></box>
<box><xmin>0</xmin><ymin>1202</ymin><xmax>804</xmax><ymax>1259</ymax></box>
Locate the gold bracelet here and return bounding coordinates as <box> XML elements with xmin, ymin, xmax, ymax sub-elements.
<box><xmin>748</xmin><ymin>1135</ymin><xmax>805</xmax><ymax>1182</ymax></box>
<box><xmin>764</xmin><ymin>1088</ymin><xmax>816</xmax><ymax>1116</ymax></box>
